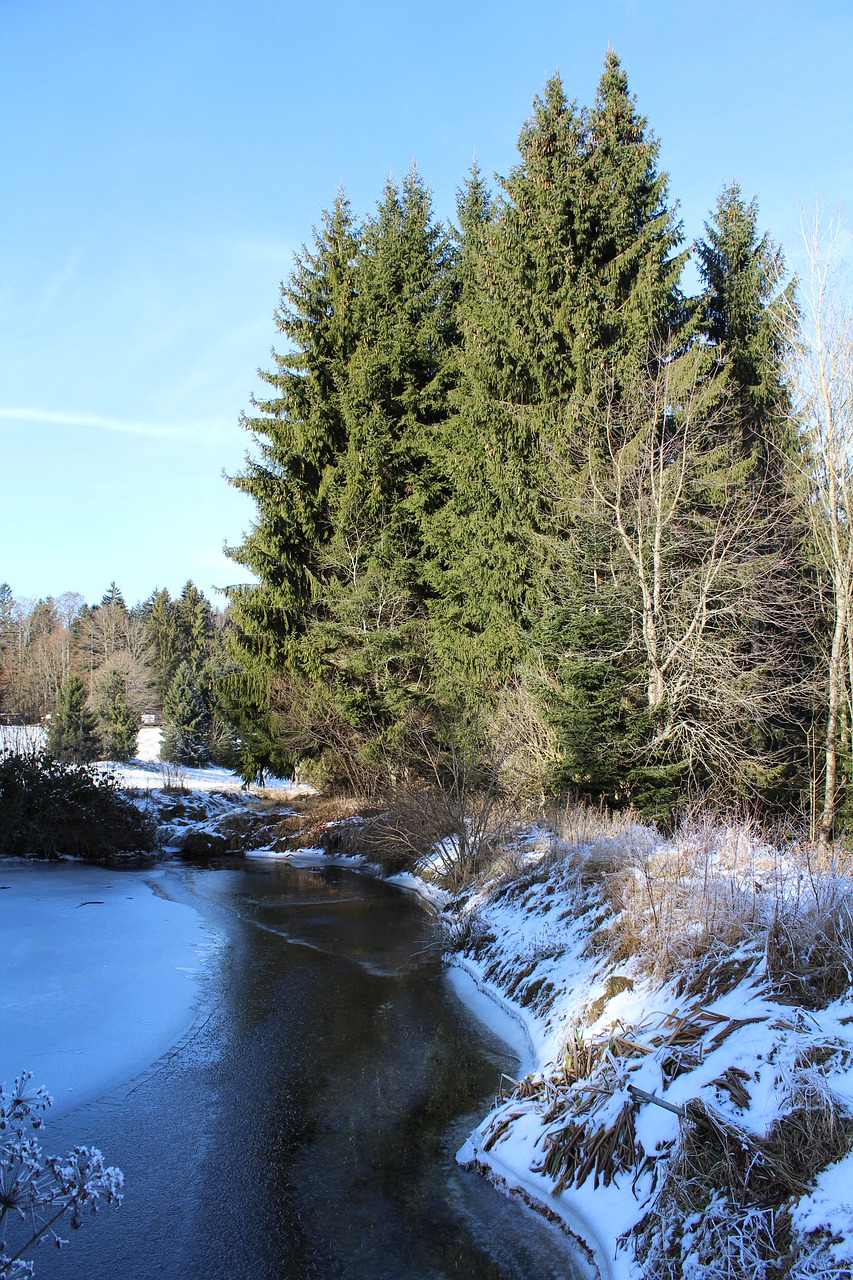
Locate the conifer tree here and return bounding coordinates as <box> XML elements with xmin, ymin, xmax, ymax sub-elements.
<box><xmin>302</xmin><ymin>169</ymin><xmax>457</xmax><ymax>782</ymax></box>
<box><xmin>427</xmin><ymin>83</ymin><xmax>588</xmax><ymax>693</ymax></box>
<box><xmin>697</xmin><ymin>184</ymin><xmax>794</xmax><ymax>463</ymax></box>
<box><xmin>532</xmin><ymin>55</ymin><xmax>686</xmax><ymax>807</ymax></box>
<box><xmin>161</xmin><ymin>662</ymin><xmax>211</xmax><ymax>767</ymax></box>
<box><xmin>94</xmin><ymin>667</ymin><xmax>138</xmax><ymax>761</ymax></box>
<box><xmin>47</xmin><ymin>675</ymin><xmax>100</xmax><ymax>764</ymax></box>
<box><xmin>579</xmin><ymin>50</ymin><xmax>685</xmax><ymax>392</ymax></box>
<box><xmin>227</xmin><ymin>194</ymin><xmax>361</xmax><ymax>674</ymax></box>
<box><xmin>697</xmin><ymin>186</ymin><xmax>812</xmax><ymax>806</ymax></box>
<box><xmin>144</xmin><ymin>588</ymin><xmax>183</xmax><ymax>702</ymax></box>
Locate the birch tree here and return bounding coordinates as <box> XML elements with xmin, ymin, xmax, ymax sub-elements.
<box><xmin>583</xmin><ymin>345</ymin><xmax>797</xmax><ymax>797</ymax></box>
<box><xmin>784</xmin><ymin>211</ymin><xmax>853</xmax><ymax>842</ymax></box>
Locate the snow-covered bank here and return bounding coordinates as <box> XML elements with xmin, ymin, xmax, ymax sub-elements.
<box><xmin>0</xmin><ymin>723</ymin><xmax>308</xmax><ymax>798</ymax></box>
<box><xmin>432</xmin><ymin>817</ymin><xmax>853</xmax><ymax>1280</ymax></box>
<box><xmin>0</xmin><ymin>861</ymin><xmax>209</xmax><ymax>1114</ymax></box>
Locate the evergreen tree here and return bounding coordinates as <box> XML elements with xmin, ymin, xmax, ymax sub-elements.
<box><xmin>176</xmin><ymin>581</ymin><xmax>215</xmax><ymax>672</ymax></box>
<box><xmin>161</xmin><ymin>662</ymin><xmax>211</xmax><ymax>767</ymax></box>
<box><xmin>304</xmin><ymin>168</ymin><xmax>456</xmax><ymax>779</ymax></box>
<box><xmin>697</xmin><ymin>184</ymin><xmax>794</xmax><ymax>462</ymax></box>
<box><xmin>426</xmin><ymin>83</ymin><xmax>588</xmax><ymax>693</ymax></box>
<box><xmin>227</xmin><ymin>193</ymin><xmax>361</xmax><ymax>674</ymax></box>
<box><xmin>144</xmin><ymin>588</ymin><xmax>183</xmax><ymax>702</ymax></box>
<box><xmin>541</xmin><ymin>56</ymin><xmax>688</xmax><ymax>806</ymax></box>
<box><xmin>47</xmin><ymin>675</ymin><xmax>100</xmax><ymax>764</ymax></box>
<box><xmin>223</xmin><ymin>195</ymin><xmax>362</xmax><ymax>781</ymax></box>
<box><xmin>227</xmin><ymin>176</ymin><xmax>455</xmax><ymax>786</ymax></box>
<box><xmin>94</xmin><ymin>668</ymin><xmax>138</xmax><ymax>761</ymax></box>
<box><xmin>696</xmin><ymin>186</ymin><xmax>813</xmax><ymax>807</ymax></box>
<box><xmin>579</xmin><ymin>51</ymin><xmax>685</xmax><ymax>393</ymax></box>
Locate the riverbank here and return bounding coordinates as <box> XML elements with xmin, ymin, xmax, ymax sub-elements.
<box><xmin>7</xmin><ymin>728</ymin><xmax>853</xmax><ymax>1279</ymax></box>
<box><xmin>118</xmin><ymin>758</ymin><xmax>853</xmax><ymax>1279</ymax></box>
<box><xmin>424</xmin><ymin>813</ymin><xmax>853</xmax><ymax>1280</ymax></box>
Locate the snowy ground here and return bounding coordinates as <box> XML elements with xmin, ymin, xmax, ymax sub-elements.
<box><xmin>431</xmin><ymin>824</ymin><xmax>853</xmax><ymax>1280</ymax></box>
<box><xmin>0</xmin><ymin>723</ymin><xmax>304</xmax><ymax>793</ymax></box>
<box><xmin>0</xmin><ymin>861</ymin><xmax>209</xmax><ymax>1115</ymax></box>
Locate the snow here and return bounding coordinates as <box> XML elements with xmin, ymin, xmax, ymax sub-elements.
<box><xmin>0</xmin><ymin>722</ymin><xmax>309</xmax><ymax>796</ymax></box>
<box><xmin>421</xmin><ymin>824</ymin><xmax>853</xmax><ymax>1280</ymax></box>
<box><xmin>0</xmin><ymin>861</ymin><xmax>209</xmax><ymax>1115</ymax></box>
<box><xmin>6</xmin><ymin>720</ymin><xmax>853</xmax><ymax>1277</ymax></box>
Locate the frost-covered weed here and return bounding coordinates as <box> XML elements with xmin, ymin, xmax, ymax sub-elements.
<box><xmin>584</xmin><ymin>813</ymin><xmax>853</xmax><ymax>1002</ymax></box>
<box><xmin>0</xmin><ymin>1074</ymin><xmax>122</xmax><ymax>1280</ymax></box>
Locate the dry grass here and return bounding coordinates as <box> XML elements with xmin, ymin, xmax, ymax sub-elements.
<box><xmin>765</xmin><ymin>851</ymin><xmax>853</xmax><ymax>1007</ymax></box>
<box><xmin>630</xmin><ymin>1067</ymin><xmax>853</xmax><ymax>1280</ymax></box>
<box><xmin>567</xmin><ymin>811</ymin><xmax>853</xmax><ymax>1005</ymax></box>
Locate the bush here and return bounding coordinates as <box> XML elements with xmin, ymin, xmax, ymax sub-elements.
<box><xmin>0</xmin><ymin>751</ymin><xmax>155</xmax><ymax>859</ymax></box>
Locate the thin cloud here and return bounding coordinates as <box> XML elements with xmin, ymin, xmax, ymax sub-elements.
<box><xmin>0</xmin><ymin>406</ymin><xmax>226</xmax><ymax>443</ymax></box>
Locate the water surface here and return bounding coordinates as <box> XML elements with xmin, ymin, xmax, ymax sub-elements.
<box><xmin>14</xmin><ymin>858</ymin><xmax>588</xmax><ymax>1279</ymax></box>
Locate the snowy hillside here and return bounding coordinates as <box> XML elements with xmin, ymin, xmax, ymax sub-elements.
<box><xmin>433</xmin><ymin>812</ymin><xmax>853</xmax><ymax>1280</ymax></box>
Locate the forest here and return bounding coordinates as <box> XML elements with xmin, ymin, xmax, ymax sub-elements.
<box><xmin>5</xmin><ymin>52</ymin><xmax>852</xmax><ymax>845</ymax></box>
<box><xmin>223</xmin><ymin>52</ymin><xmax>851</xmax><ymax>840</ymax></box>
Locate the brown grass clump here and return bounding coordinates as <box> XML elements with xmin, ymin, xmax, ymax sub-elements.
<box><xmin>765</xmin><ymin>874</ymin><xmax>853</xmax><ymax>1008</ymax></box>
<box><xmin>591</xmin><ymin>817</ymin><xmax>764</xmax><ymax>996</ymax></box>
<box><xmin>630</xmin><ymin>1070</ymin><xmax>853</xmax><ymax>1280</ymax></box>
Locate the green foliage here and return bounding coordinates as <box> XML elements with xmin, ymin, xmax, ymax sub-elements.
<box><xmin>93</xmin><ymin>667</ymin><xmax>138</xmax><ymax>761</ymax></box>
<box><xmin>46</xmin><ymin>674</ymin><xmax>100</xmax><ymax>763</ymax></box>
<box><xmin>161</xmin><ymin>662</ymin><xmax>211</xmax><ymax>767</ymax></box>
<box><xmin>226</xmin><ymin>173</ymin><xmax>456</xmax><ymax>789</ymax></box>
<box><xmin>222</xmin><ymin>53</ymin><xmax>813</xmax><ymax>821</ymax></box>
<box><xmin>0</xmin><ymin>751</ymin><xmax>155</xmax><ymax>858</ymax></box>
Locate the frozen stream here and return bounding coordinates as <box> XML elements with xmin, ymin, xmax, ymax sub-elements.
<box><xmin>0</xmin><ymin>856</ymin><xmax>588</xmax><ymax>1279</ymax></box>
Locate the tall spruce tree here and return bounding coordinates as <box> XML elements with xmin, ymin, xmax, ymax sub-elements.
<box><xmin>227</xmin><ymin>193</ymin><xmax>361</xmax><ymax>675</ymax></box>
<box><xmin>303</xmin><ymin>169</ymin><xmax>457</xmax><ymax>783</ymax></box>
<box><xmin>426</xmin><ymin>81</ymin><xmax>588</xmax><ymax>694</ymax></box>
<box><xmin>696</xmin><ymin>186</ymin><xmax>812</xmax><ymax>807</ymax></box>
<box><xmin>578</xmin><ymin>50</ymin><xmax>685</xmax><ymax>392</ymax></box>
<box><xmin>224</xmin><ymin>195</ymin><xmax>361</xmax><ymax>777</ymax></box>
<box><xmin>535</xmin><ymin>54</ymin><xmax>687</xmax><ymax>808</ymax></box>
<box><xmin>697</xmin><ymin>184</ymin><xmax>794</xmax><ymax>463</ymax></box>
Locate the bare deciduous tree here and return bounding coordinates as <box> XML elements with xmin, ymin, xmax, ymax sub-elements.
<box><xmin>584</xmin><ymin>346</ymin><xmax>800</xmax><ymax>792</ymax></box>
<box><xmin>782</xmin><ymin>209</ymin><xmax>853</xmax><ymax>842</ymax></box>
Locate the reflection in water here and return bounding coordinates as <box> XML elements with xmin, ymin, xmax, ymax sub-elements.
<box><xmin>36</xmin><ymin>859</ymin><xmax>587</xmax><ymax>1279</ymax></box>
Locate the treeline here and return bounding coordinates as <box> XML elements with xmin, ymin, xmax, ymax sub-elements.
<box><xmin>224</xmin><ymin>52</ymin><xmax>849</xmax><ymax>830</ymax></box>
<box><xmin>0</xmin><ymin>580</ymin><xmax>240</xmax><ymax>766</ymax></box>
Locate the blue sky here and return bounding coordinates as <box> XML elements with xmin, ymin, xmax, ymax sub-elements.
<box><xmin>1</xmin><ymin>0</ymin><xmax>851</xmax><ymax>607</ymax></box>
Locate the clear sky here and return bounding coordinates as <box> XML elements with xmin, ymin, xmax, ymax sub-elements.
<box><xmin>1</xmin><ymin>0</ymin><xmax>851</xmax><ymax>608</ymax></box>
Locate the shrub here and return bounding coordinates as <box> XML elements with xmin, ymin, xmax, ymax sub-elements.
<box><xmin>0</xmin><ymin>751</ymin><xmax>155</xmax><ymax>859</ymax></box>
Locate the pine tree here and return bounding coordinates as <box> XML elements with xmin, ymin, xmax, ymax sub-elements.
<box><xmin>47</xmin><ymin>675</ymin><xmax>101</xmax><ymax>764</ymax></box>
<box><xmin>161</xmin><ymin>662</ymin><xmax>211</xmax><ymax>767</ymax></box>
